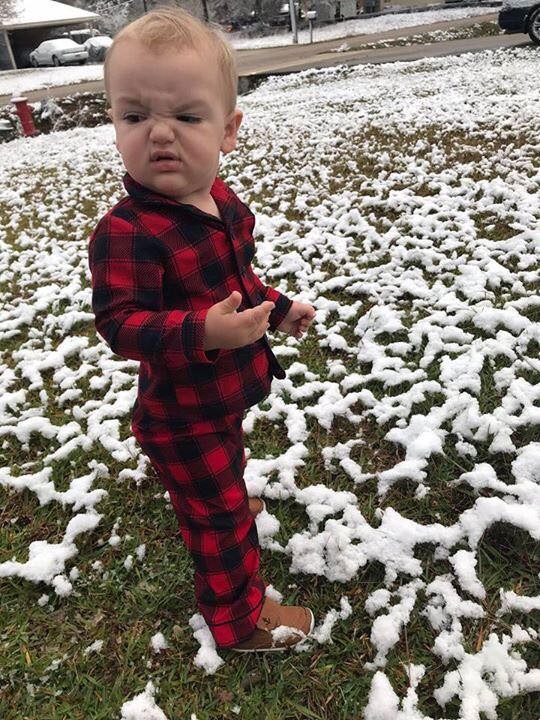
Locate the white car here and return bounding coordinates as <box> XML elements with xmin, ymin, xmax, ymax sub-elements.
<box><xmin>29</xmin><ymin>39</ymin><xmax>88</xmax><ymax>67</ymax></box>
<box><xmin>83</xmin><ymin>35</ymin><xmax>113</xmax><ymax>62</ymax></box>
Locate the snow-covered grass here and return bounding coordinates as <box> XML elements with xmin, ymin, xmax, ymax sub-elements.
<box><xmin>342</xmin><ymin>19</ymin><xmax>501</xmax><ymax>50</ymax></box>
<box><xmin>1</xmin><ymin>46</ymin><xmax>539</xmax><ymax>720</ymax></box>
<box><xmin>0</xmin><ymin>63</ymin><xmax>105</xmax><ymax>98</ymax></box>
<box><xmin>0</xmin><ymin>7</ymin><xmax>497</xmax><ymax>98</ymax></box>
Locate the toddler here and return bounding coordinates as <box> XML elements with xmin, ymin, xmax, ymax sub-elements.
<box><xmin>88</xmin><ymin>7</ymin><xmax>316</xmax><ymax>652</ymax></box>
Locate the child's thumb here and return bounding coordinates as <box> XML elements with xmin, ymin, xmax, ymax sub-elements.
<box><xmin>220</xmin><ymin>290</ymin><xmax>242</xmax><ymax>314</ymax></box>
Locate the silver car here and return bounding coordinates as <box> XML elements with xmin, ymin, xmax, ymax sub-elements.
<box><xmin>29</xmin><ymin>39</ymin><xmax>88</xmax><ymax>67</ymax></box>
<box><xmin>83</xmin><ymin>35</ymin><xmax>113</xmax><ymax>63</ymax></box>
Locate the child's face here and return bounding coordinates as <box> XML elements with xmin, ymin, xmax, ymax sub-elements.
<box><xmin>107</xmin><ymin>40</ymin><xmax>242</xmax><ymax>208</ymax></box>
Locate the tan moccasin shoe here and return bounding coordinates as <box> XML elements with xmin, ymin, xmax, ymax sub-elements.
<box><xmin>232</xmin><ymin>597</ymin><xmax>314</xmax><ymax>653</ymax></box>
<box><xmin>248</xmin><ymin>497</ymin><xmax>265</xmax><ymax>518</ymax></box>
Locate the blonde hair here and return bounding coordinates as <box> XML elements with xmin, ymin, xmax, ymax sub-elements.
<box><xmin>104</xmin><ymin>8</ymin><xmax>238</xmax><ymax>112</ymax></box>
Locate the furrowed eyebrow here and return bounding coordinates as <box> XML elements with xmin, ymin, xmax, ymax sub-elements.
<box><xmin>116</xmin><ymin>96</ymin><xmax>144</xmax><ymax>105</ymax></box>
<box><xmin>174</xmin><ymin>102</ymin><xmax>210</xmax><ymax>113</ymax></box>
<box><xmin>115</xmin><ymin>96</ymin><xmax>209</xmax><ymax>111</ymax></box>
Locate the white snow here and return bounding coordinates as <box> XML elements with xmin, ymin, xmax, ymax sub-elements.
<box><xmin>1</xmin><ymin>0</ymin><xmax>98</xmax><ymax>27</ymax></box>
<box><xmin>188</xmin><ymin>614</ymin><xmax>225</xmax><ymax>675</ymax></box>
<box><xmin>120</xmin><ymin>681</ymin><xmax>169</xmax><ymax>720</ymax></box>
<box><xmin>149</xmin><ymin>632</ymin><xmax>169</xmax><ymax>654</ymax></box>
<box><xmin>0</xmin><ymin>43</ymin><xmax>538</xmax><ymax>718</ymax></box>
<box><xmin>83</xmin><ymin>639</ymin><xmax>104</xmax><ymax>655</ymax></box>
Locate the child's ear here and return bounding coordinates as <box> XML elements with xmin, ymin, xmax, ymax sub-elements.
<box><xmin>221</xmin><ymin>108</ymin><xmax>243</xmax><ymax>155</ymax></box>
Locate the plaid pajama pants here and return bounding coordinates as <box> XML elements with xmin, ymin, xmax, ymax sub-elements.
<box><xmin>131</xmin><ymin>410</ymin><xmax>266</xmax><ymax>648</ymax></box>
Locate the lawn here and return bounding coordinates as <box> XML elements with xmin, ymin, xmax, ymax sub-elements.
<box><xmin>0</xmin><ymin>48</ymin><xmax>539</xmax><ymax>720</ymax></box>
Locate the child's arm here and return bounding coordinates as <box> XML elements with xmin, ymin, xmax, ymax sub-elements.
<box><xmin>89</xmin><ymin>215</ymin><xmax>274</xmax><ymax>364</ymax></box>
<box><xmin>203</xmin><ymin>290</ymin><xmax>274</xmax><ymax>351</ymax></box>
<box><xmin>248</xmin><ymin>269</ymin><xmax>315</xmax><ymax>339</ymax></box>
<box><xmin>275</xmin><ymin>301</ymin><xmax>316</xmax><ymax>339</ymax></box>
<box><xmin>89</xmin><ymin>215</ymin><xmax>210</xmax><ymax>369</ymax></box>
<box><xmin>247</xmin><ymin>270</ymin><xmax>293</xmax><ymax>332</ymax></box>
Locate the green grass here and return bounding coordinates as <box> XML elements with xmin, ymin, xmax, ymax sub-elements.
<box><xmin>1</xmin><ymin>61</ymin><xmax>540</xmax><ymax>719</ymax></box>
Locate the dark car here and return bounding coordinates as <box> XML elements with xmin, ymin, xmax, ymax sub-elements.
<box><xmin>498</xmin><ymin>0</ymin><xmax>540</xmax><ymax>44</ymax></box>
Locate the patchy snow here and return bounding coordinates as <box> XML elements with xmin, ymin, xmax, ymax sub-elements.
<box><xmin>0</xmin><ymin>46</ymin><xmax>539</xmax><ymax>717</ymax></box>
<box><xmin>83</xmin><ymin>639</ymin><xmax>104</xmax><ymax>656</ymax></box>
<box><xmin>188</xmin><ymin>614</ymin><xmax>225</xmax><ymax>674</ymax></box>
<box><xmin>119</xmin><ymin>681</ymin><xmax>169</xmax><ymax>720</ymax></box>
<box><xmin>149</xmin><ymin>632</ymin><xmax>169</xmax><ymax>654</ymax></box>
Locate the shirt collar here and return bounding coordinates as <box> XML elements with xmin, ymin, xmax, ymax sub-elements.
<box><xmin>122</xmin><ymin>173</ymin><xmax>249</xmax><ymax>226</ymax></box>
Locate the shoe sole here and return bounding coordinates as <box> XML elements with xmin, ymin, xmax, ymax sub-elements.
<box><xmin>231</xmin><ymin>609</ymin><xmax>315</xmax><ymax>654</ymax></box>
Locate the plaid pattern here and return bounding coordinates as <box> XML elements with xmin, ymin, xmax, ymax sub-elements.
<box><xmin>87</xmin><ymin>175</ymin><xmax>293</xmax><ymax>647</ymax></box>
<box><xmin>132</xmin><ymin>413</ymin><xmax>266</xmax><ymax>648</ymax></box>
<box><xmin>88</xmin><ymin>173</ymin><xmax>291</xmax><ymax>424</ymax></box>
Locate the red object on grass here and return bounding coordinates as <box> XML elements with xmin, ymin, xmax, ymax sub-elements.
<box><xmin>11</xmin><ymin>96</ymin><xmax>38</xmax><ymax>137</ymax></box>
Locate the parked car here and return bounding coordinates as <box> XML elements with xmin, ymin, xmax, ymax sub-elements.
<box><xmin>83</xmin><ymin>35</ymin><xmax>113</xmax><ymax>62</ymax></box>
<box><xmin>29</xmin><ymin>39</ymin><xmax>88</xmax><ymax>67</ymax></box>
<box><xmin>498</xmin><ymin>0</ymin><xmax>540</xmax><ymax>44</ymax></box>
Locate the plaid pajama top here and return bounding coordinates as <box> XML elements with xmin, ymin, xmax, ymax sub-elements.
<box><xmin>88</xmin><ymin>174</ymin><xmax>291</xmax><ymax>424</ymax></box>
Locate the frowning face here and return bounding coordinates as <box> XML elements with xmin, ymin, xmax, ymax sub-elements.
<box><xmin>107</xmin><ymin>39</ymin><xmax>242</xmax><ymax>211</ymax></box>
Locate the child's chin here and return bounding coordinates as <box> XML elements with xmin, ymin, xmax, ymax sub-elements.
<box><xmin>147</xmin><ymin>176</ymin><xmax>183</xmax><ymax>198</ymax></box>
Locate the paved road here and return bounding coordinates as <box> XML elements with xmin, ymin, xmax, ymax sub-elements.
<box><xmin>0</xmin><ymin>13</ymin><xmax>533</xmax><ymax>105</ymax></box>
<box><xmin>238</xmin><ymin>18</ymin><xmax>530</xmax><ymax>78</ymax></box>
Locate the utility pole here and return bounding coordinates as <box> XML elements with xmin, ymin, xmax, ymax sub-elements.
<box><xmin>142</xmin><ymin>0</ymin><xmax>148</xmax><ymax>12</ymax></box>
<box><xmin>289</xmin><ymin>1</ymin><xmax>298</xmax><ymax>44</ymax></box>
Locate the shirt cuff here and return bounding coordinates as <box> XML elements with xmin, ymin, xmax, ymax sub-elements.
<box><xmin>265</xmin><ymin>289</ymin><xmax>293</xmax><ymax>332</ymax></box>
<box><xmin>183</xmin><ymin>309</ymin><xmax>221</xmax><ymax>364</ymax></box>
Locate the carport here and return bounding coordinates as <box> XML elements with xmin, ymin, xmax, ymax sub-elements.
<box><xmin>0</xmin><ymin>0</ymin><xmax>100</xmax><ymax>69</ymax></box>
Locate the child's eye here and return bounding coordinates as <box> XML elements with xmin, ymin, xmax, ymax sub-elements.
<box><xmin>177</xmin><ymin>115</ymin><xmax>200</xmax><ymax>124</ymax></box>
<box><xmin>124</xmin><ymin>113</ymin><xmax>143</xmax><ymax>123</ymax></box>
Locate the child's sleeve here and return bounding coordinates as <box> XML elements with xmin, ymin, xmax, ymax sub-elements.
<box><xmin>248</xmin><ymin>270</ymin><xmax>292</xmax><ymax>332</ymax></box>
<box><xmin>88</xmin><ymin>214</ymin><xmax>217</xmax><ymax>368</ymax></box>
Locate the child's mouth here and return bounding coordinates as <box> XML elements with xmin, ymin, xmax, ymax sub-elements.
<box><xmin>150</xmin><ymin>151</ymin><xmax>181</xmax><ymax>170</ymax></box>
<box><xmin>151</xmin><ymin>157</ymin><xmax>181</xmax><ymax>171</ymax></box>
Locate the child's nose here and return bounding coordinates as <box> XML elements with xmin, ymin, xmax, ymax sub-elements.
<box><xmin>149</xmin><ymin>118</ymin><xmax>175</xmax><ymax>143</ymax></box>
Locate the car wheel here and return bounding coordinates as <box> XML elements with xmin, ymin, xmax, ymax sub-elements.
<box><xmin>528</xmin><ymin>7</ymin><xmax>540</xmax><ymax>44</ymax></box>
<box><xmin>52</xmin><ymin>55</ymin><xmax>61</xmax><ymax>66</ymax></box>
<box><xmin>31</xmin><ymin>57</ymin><xmax>38</xmax><ymax>67</ymax></box>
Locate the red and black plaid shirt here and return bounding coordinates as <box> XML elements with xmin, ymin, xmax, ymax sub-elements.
<box><xmin>88</xmin><ymin>174</ymin><xmax>291</xmax><ymax>425</ymax></box>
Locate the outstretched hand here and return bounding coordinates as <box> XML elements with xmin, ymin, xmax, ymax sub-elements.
<box><xmin>204</xmin><ymin>291</ymin><xmax>275</xmax><ymax>351</ymax></box>
<box><xmin>277</xmin><ymin>301</ymin><xmax>316</xmax><ymax>339</ymax></box>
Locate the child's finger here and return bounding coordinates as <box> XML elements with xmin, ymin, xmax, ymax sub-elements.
<box><xmin>259</xmin><ymin>301</ymin><xmax>275</xmax><ymax>316</ymax></box>
<box><xmin>238</xmin><ymin>306</ymin><xmax>272</xmax><ymax>342</ymax></box>
<box><xmin>251</xmin><ymin>302</ymin><xmax>274</xmax><ymax>324</ymax></box>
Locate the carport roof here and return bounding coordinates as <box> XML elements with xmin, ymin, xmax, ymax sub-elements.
<box><xmin>0</xmin><ymin>0</ymin><xmax>99</xmax><ymax>30</ymax></box>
